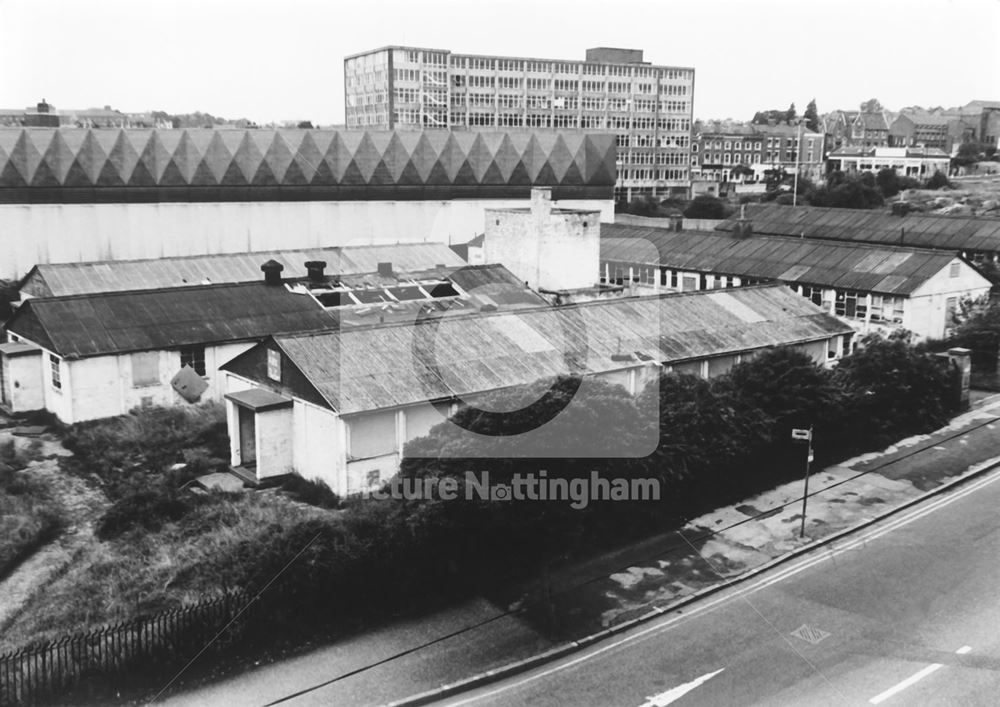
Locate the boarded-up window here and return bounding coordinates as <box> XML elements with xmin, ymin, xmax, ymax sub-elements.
<box><xmin>267</xmin><ymin>349</ymin><xmax>281</xmax><ymax>381</ymax></box>
<box><xmin>349</xmin><ymin>412</ymin><xmax>396</xmax><ymax>459</ymax></box>
<box><xmin>132</xmin><ymin>352</ymin><xmax>159</xmax><ymax>387</ymax></box>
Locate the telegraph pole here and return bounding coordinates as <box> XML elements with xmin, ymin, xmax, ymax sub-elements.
<box><xmin>792</xmin><ymin>426</ymin><xmax>814</xmax><ymax>538</ymax></box>
<box><xmin>793</xmin><ymin>119</ymin><xmax>804</xmax><ymax>207</ymax></box>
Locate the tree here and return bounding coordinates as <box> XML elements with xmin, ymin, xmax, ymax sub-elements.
<box><xmin>834</xmin><ymin>331</ymin><xmax>956</xmax><ymax>444</ymax></box>
<box><xmin>808</xmin><ymin>173</ymin><xmax>884</xmax><ymax>209</ymax></box>
<box><xmin>683</xmin><ymin>194</ymin><xmax>729</xmax><ymax>219</ymax></box>
<box><xmin>803</xmin><ymin>99</ymin><xmax>820</xmax><ymax>132</ymax></box>
<box><xmin>730</xmin><ymin>164</ymin><xmax>754</xmax><ymax>181</ymax></box>
<box><xmin>860</xmin><ymin>98</ymin><xmax>883</xmax><ymax>113</ymax></box>
<box><xmin>876</xmin><ymin>168</ymin><xmax>901</xmax><ymax>197</ymax></box>
<box><xmin>296</xmin><ymin>120</ymin><xmax>314</xmax><ymax>129</ymax></box>
<box><xmin>786</xmin><ymin>103</ymin><xmax>797</xmax><ymax>125</ymax></box>
<box><xmin>949</xmin><ymin>296</ymin><xmax>1000</xmax><ymax>364</ymax></box>
<box><xmin>926</xmin><ymin>171</ymin><xmax>953</xmax><ymax>190</ymax></box>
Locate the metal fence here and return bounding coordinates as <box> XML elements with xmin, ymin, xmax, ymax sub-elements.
<box><xmin>0</xmin><ymin>590</ymin><xmax>255</xmax><ymax>706</ymax></box>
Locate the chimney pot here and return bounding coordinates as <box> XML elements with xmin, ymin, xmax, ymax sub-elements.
<box><xmin>304</xmin><ymin>260</ymin><xmax>327</xmax><ymax>282</ymax></box>
<box><xmin>261</xmin><ymin>259</ymin><xmax>284</xmax><ymax>285</ymax></box>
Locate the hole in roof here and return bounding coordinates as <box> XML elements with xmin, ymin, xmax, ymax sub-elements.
<box><xmin>315</xmin><ymin>291</ymin><xmax>348</xmax><ymax>307</ymax></box>
<box><xmin>427</xmin><ymin>282</ymin><xmax>459</xmax><ymax>298</ymax></box>
<box><xmin>389</xmin><ymin>285</ymin><xmax>426</xmax><ymax>301</ymax></box>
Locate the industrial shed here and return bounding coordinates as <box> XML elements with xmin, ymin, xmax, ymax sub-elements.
<box><xmin>220</xmin><ymin>284</ymin><xmax>854</xmax><ymax>494</ymax></box>
<box><xmin>715</xmin><ymin>204</ymin><xmax>1000</xmax><ymax>259</ymax></box>
<box><xmin>1</xmin><ymin>263</ymin><xmax>545</xmax><ymax>422</ymax></box>
<box><xmin>601</xmin><ymin>223</ymin><xmax>992</xmax><ymax>340</ymax></box>
<box><xmin>0</xmin><ymin>128</ymin><xmax>616</xmax><ymax>280</ymax></box>
<box><xmin>17</xmin><ymin>242</ymin><xmax>466</xmax><ymax>298</ymax></box>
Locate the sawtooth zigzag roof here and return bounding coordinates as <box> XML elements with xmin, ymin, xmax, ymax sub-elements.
<box><xmin>0</xmin><ymin>128</ymin><xmax>616</xmax><ymax>203</ymax></box>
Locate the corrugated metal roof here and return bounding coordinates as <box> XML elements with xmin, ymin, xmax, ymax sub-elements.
<box><xmin>601</xmin><ymin>223</ymin><xmax>973</xmax><ymax>295</ymax></box>
<box><xmin>7</xmin><ymin>282</ymin><xmax>338</xmax><ymax>357</ymax></box>
<box><xmin>260</xmin><ymin>284</ymin><xmax>852</xmax><ymax>415</ymax></box>
<box><xmin>8</xmin><ymin>263</ymin><xmax>547</xmax><ymax>357</ymax></box>
<box><xmin>715</xmin><ymin>204</ymin><xmax>1000</xmax><ymax>252</ymax></box>
<box><xmin>25</xmin><ymin>243</ymin><xmax>466</xmax><ymax>297</ymax></box>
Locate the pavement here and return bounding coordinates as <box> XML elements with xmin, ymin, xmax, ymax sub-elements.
<box><xmin>157</xmin><ymin>395</ymin><xmax>1000</xmax><ymax>707</ymax></box>
<box><xmin>440</xmin><ymin>443</ymin><xmax>1000</xmax><ymax>707</ymax></box>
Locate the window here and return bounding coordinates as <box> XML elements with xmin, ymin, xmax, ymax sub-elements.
<box><xmin>132</xmin><ymin>352</ymin><xmax>159</xmax><ymax>387</ymax></box>
<box><xmin>267</xmin><ymin>349</ymin><xmax>281</xmax><ymax>381</ymax></box>
<box><xmin>950</xmin><ymin>262</ymin><xmax>961</xmax><ymax>278</ymax></box>
<box><xmin>49</xmin><ymin>354</ymin><xmax>61</xmax><ymax>390</ymax></box>
<box><xmin>180</xmin><ymin>345</ymin><xmax>207</xmax><ymax>376</ymax></box>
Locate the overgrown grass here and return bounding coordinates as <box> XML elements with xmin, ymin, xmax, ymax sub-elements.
<box><xmin>61</xmin><ymin>403</ymin><xmax>230</xmax><ymax>499</ymax></box>
<box><xmin>0</xmin><ymin>438</ymin><xmax>63</xmax><ymax>580</ymax></box>
<box><xmin>3</xmin><ymin>492</ymin><xmax>326</xmax><ymax>649</ymax></box>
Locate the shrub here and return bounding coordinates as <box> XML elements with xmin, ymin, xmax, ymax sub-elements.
<box><xmin>62</xmin><ymin>403</ymin><xmax>229</xmax><ymax>499</ymax></box>
<box><xmin>280</xmin><ymin>475</ymin><xmax>341</xmax><ymax>509</ymax></box>
<box><xmin>926</xmin><ymin>171</ymin><xmax>953</xmax><ymax>190</ymax></box>
<box><xmin>683</xmin><ymin>194</ymin><xmax>729</xmax><ymax>219</ymax></box>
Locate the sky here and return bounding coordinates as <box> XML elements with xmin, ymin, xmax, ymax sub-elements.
<box><xmin>2</xmin><ymin>0</ymin><xmax>998</xmax><ymax>126</ymax></box>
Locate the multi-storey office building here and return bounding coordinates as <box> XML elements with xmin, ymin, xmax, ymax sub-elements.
<box><xmin>344</xmin><ymin>46</ymin><xmax>695</xmax><ymax>200</ymax></box>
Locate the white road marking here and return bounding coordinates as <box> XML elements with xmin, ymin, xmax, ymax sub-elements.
<box><xmin>869</xmin><ymin>664</ymin><xmax>943</xmax><ymax>704</ymax></box>
<box><xmin>868</xmin><ymin>646</ymin><xmax>972</xmax><ymax>704</ymax></box>
<box><xmin>639</xmin><ymin>668</ymin><xmax>724</xmax><ymax>707</ymax></box>
<box><xmin>933</xmin><ymin>446</ymin><xmax>948</xmax><ymax>451</ymax></box>
<box><xmin>445</xmin><ymin>467</ymin><xmax>1000</xmax><ymax>706</ymax></box>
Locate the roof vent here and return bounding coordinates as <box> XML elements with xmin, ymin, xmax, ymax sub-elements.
<box><xmin>377</xmin><ymin>262</ymin><xmax>393</xmax><ymax>277</ymax></box>
<box><xmin>261</xmin><ymin>259</ymin><xmax>284</xmax><ymax>286</ymax></box>
<box><xmin>304</xmin><ymin>260</ymin><xmax>327</xmax><ymax>282</ymax></box>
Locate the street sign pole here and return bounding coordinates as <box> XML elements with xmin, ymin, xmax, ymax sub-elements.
<box><xmin>799</xmin><ymin>426</ymin><xmax>813</xmax><ymax>538</ymax></box>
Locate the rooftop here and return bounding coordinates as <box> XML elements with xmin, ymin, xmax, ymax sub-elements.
<box><xmin>235</xmin><ymin>284</ymin><xmax>850</xmax><ymax>415</ymax></box>
<box><xmin>0</xmin><ymin>128</ymin><xmax>616</xmax><ymax>203</ymax></box>
<box><xmin>20</xmin><ymin>243</ymin><xmax>466</xmax><ymax>297</ymax></box>
<box><xmin>715</xmin><ymin>204</ymin><xmax>1000</xmax><ymax>252</ymax></box>
<box><xmin>601</xmin><ymin>224</ymin><xmax>980</xmax><ymax>295</ymax></box>
<box><xmin>6</xmin><ymin>263</ymin><xmax>546</xmax><ymax>357</ymax></box>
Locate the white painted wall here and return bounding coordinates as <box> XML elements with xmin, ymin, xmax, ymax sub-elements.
<box><xmin>1</xmin><ymin>352</ymin><xmax>44</xmax><ymax>412</ymax></box>
<box><xmin>907</xmin><ymin>259</ymin><xmax>991</xmax><ymax>339</ymax></box>
<box><xmin>0</xmin><ymin>198</ymin><xmax>614</xmax><ymax>280</ymax></box>
<box><xmin>13</xmin><ymin>339</ymin><xmax>255</xmax><ymax>424</ymax></box>
<box><xmin>292</xmin><ymin>400</ymin><xmax>348</xmax><ymax>495</ymax></box>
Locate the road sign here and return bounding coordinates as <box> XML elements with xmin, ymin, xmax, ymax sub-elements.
<box><xmin>791</xmin><ymin>428</ymin><xmax>812</xmax><ymax>441</ymax></box>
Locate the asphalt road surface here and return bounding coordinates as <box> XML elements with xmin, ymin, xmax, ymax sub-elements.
<box><xmin>443</xmin><ymin>468</ymin><xmax>1000</xmax><ymax>707</ymax></box>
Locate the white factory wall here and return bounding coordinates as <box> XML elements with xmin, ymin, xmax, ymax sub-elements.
<box><xmin>0</xmin><ymin>198</ymin><xmax>614</xmax><ymax>280</ymax></box>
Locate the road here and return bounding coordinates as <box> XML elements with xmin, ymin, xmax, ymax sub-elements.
<box><xmin>443</xmin><ymin>467</ymin><xmax>1000</xmax><ymax>707</ymax></box>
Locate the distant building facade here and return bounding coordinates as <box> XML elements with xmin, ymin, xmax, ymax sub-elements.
<box><xmin>344</xmin><ymin>45</ymin><xmax>695</xmax><ymax>200</ymax></box>
<box><xmin>693</xmin><ymin>121</ymin><xmax>825</xmax><ymax>183</ymax></box>
<box><xmin>827</xmin><ymin>146</ymin><xmax>950</xmax><ymax>179</ymax></box>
